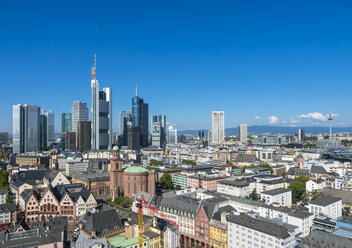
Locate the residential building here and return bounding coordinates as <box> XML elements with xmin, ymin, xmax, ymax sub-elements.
<box><xmin>61</xmin><ymin>113</ymin><xmax>72</xmax><ymax>133</ymax></box>
<box><xmin>306</xmin><ymin>179</ymin><xmax>324</xmax><ymax>193</ymax></box>
<box><xmin>171</xmin><ymin>173</ymin><xmax>188</xmax><ymax>189</ymax></box>
<box><xmin>211</xmin><ymin>111</ymin><xmax>224</xmax><ymax>145</ymax></box>
<box><xmin>308</xmin><ymin>196</ymin><xmax>342</xmax><ymax>219</ymax></box>
<box><xmin>260</xmin><ymin>188</ymin><xmax>292</xmax><ymax>207</ymax></box>
<box><xmin>71</xmin><ymin>101</ymin><xmax>88</xmax><ymax>134</ymax></box>
<box><xmin>217</xmin><ymin>180</ymin><xmax>253</xmax><ymax>198</ymax></box>
<box><xmin>238</xmin><ymin>124</ymin><xmax>248</xmax><ymax>144</ymax></box>
<box><xmin>13</xmin><ymin>104</ymin><xmax>41</xmax><ymax>153</ymax></box>
<box><xmin>227</xmin><ymin>214</ymin><xmax>296</xmax><ymax>248</ymax></box>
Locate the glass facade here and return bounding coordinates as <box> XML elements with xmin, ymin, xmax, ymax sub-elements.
<box><xmin>132</xmin><ymin>96</ymin><xmax>141</xmax><ymax>127</ymax></box>
<box><xmin>12</xmin><ymin>105</ymin><xmax>24</xmax><ymax>153</ymax></box>
<box><xmin>71</xmin><ymin>101</ymin><xmax>88</xmax><ymax>133</ymax></box>
<box><xmin>40</xmin><ymin>115</ymin><xmax>47</xmax><ymax>150</ymax></box>
<box><xmin>61</xmin><ymin>113</ymin><xmax>72</xmax><ymax>133</ymax></box>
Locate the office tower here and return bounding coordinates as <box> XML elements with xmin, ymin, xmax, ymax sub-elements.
<box><xmin>152</xmin><ymin>115</ymin><xmax>166</xmax><ymax>146</ymax></box>
<box><xmin>13</xmin><ymin>104</ymin><xmax>40</xmax><ymax>153</ymax></box>
<box><xmin>90</xmin><ymin>56</ymin><xmax>113</xmax><ymax>150</ymax></box>
<box><xmin>77</xmin><ymin>121</ymin><xmax>91</xmax><ymax>152</ymax></box>
<box><xmin>45</xmin><ymin>110</ymin><xmax>55</xmax><ymax>143</ymax></box>
<box><xmin>91</xmin><ymin>55</ymin><xmax>99</xmax><ymax>150</ymax></box>
<box><xmin>98</xmin><ymin>88</ymin><xmax>112</xmax><ymax>150</ymax></box>
<box><xmin>238</xmin><ymin>124</ymin><xmax>248</xmax><ymax>144</ymax></box>
<box><xmin>40</xmin><ymin>114</ymin><xmax>47</xmax><ymax>151</ymax></box>
<box><xmin>198</xmin><ymin>131</ymin><xmax>205</xmax><ymax>140</ymax></box>
<box><xmin>151</xmin><ymin>122</ymin><xmax>161</xmax><ymax>147</ymax></box>
<box><xmin>120</xmin><ymin>111</ymin><xmax>132</xmax><ymax>146</ymax></box>
<box><xmin>71</xmin><ymin>101</ymin><xmax>88</xmax><ymax>133</ymax></box>
<box><xmin>128</xmin><ymin>125</ymin><xmax>140</xmax><ymax>150</ymax></box>
<box><xmin>298</xmin><ymin>129</ymin><xmax>305</xmax><ymax>142</ymax></box>
<box><xmin>167</xmin><ymin>126</ymin><xmax>177</xmax><ymax>145</ymax></box>
<box><xmin>0</xmin><ymin>133</ymin><xmax>9</xmax><ymax>143</ymax></box>
<box><xmin>61</xmin><ymin>113</ymin><xmax>72</xmax><ymax>133</ymax></box>
<box><xmin>211</xmin><ymin>111</ymin><xmax>224</xmax><ymax>145</ymax></box>
<box><xmin>132</xmin><ymin>87</ymin><xmax>149</xmax><ymax>147</ymax></box>
<box><xmin>62</xmin><ymin>132</ymin><xmax>76</xmax><ymax>151</ymax></box>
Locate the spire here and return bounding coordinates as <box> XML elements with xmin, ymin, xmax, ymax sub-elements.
<box><xmin>91</xmin><ymin>54</ymin><xmax>96</xmax><ymax>80</ymax></box>
<box><xmin>136</xmin><ymin>84</ymin><xmax>138</xmax><ymax>96</ymax></box>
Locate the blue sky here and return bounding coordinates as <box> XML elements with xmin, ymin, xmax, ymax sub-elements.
<box><xmin>1</xmin><ymin>0</ymin><xmax>352</xmax><ymax>132</ymax></box>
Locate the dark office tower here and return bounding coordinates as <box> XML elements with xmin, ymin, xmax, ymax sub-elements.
<box><xmin>199</xmin><ymin>131</ymin><xmax>205</xmax><ymax>140</ymax></box>
<box><xmin>77</xmin><ymin>120</ymin><xmax>91</xmax><ymax>152</ymax></box>
<box><xmin>132</xmin><ymin>86</ymin><xmax>149</xmax><ymax>147</ymax></box>
<box><xmin>62</xmin><ymin>132</ymin><xmax>76</xmax><ymax>151</ymax></box>
<box><xmin>0</xmin><ymin>133</ymin><xmax>9</xmax><ymax>143</ymax></box>
<box><xmin>128</xmin><ymin>126</ymin><xmax>140</xmax><ymax>150</ymax></box>
<box><xmin>298</xmin><ymin>129</ymin><xmax>305</xmax><ymax>142</ymax></box>
<box><xmin>13</xmin><ymin>104</ymin><xmax>40</xmax><ymax>153</ymax></box>
<box><xmin>98</xmin><ymin>88</ymin><xmax>112</xmax><ymax>150</ymax></box>
<box><xmin>151</xmin><ymin>115</ymin><xmax>167</xmax><ymax>147</ymax></box>
<box><xmin>120</xmin><ymin>111</ymin><xmax>132</xmax><ymax>146</ymax></box>
<box><xmin>62</xmin><ymin>113</ymin><xmax>72</xmax><ymax>133</ymax></box>
<box><xmin>40</xmin><ymin>114</ymin><xmax>47</xmax><ymax>151</ymax></box>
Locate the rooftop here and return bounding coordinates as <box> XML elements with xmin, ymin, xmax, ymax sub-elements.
<box><xmin>261</xmin><ymin>188</ymin><xmax>291</xmax><ymax>196</ymax></box>
<box><xmin>124</xmin><ymin>166</ymin><xmax>149</xmax><ymax>173</ymax></box>
<box><xmin>309</xmin><ymin>195</ymin><xmax>342</xmax><ymax>207</ymax></box>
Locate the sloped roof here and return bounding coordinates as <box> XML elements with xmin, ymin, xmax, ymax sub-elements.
<box><xmin>124</xmin><ymin>166</ymin><xmax>149</xmax><ymax>173</ymax></box>
<box><xmin>302</xmin><ymin>230</ymin><xmax>352</xmax><ymax>247</ymax></box>
<box><xmin>234</xmin><ymin>154</ymin><xmax>257</xmax><ymax>163</ymax></box>
<box><xmin>84</xmin><ymin>208</ymin><xmax>123</xmax><ymax>234</ymax></box>
<box><xmin>310</xmin><ymin>165</ymin><xmax>328</xmax><ymax>175</ymax></box>
<box><xmin>159</xmin><ymin>196</ymin><xmax>200</xmax><ymax>215</ymax></box>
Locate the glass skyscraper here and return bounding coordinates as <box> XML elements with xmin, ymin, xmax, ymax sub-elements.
<box><xmin>13</xmin><ymin>104</ymin><xmax>40</xmax><ymax>153</ymax></box>
<box><xmin>120</xmin><ymin>111</ymin><xmax>132</xmax><ymax>146</ymax></box>
<box><xmin>40</xmin><ymin>114</ymin><xmax>47</xmax><ymax>150</ymax></box>
<box><xmin>132</xmin><ymin>94</ymin><xmax>149</xmax><ymax>147</ymax></box>
<box><xmin>61</xmin><ymin>113</ymin><xmax>72</xmax><ymax>133</ymax></box>
<box><xmin>151</xmin><ymin>115</ymin><xmax>167</xmax><ymax>147</ymax></box>
<box><xmin>71</xmin><ymin>101</ymin><xmax>88</xmax><ymax>133</ymax></box>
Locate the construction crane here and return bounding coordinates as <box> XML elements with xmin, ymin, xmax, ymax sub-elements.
<box><xmin>134</xmin><ymin>196</ymin><xmax>179</xmax><ymax>248</ymax></box>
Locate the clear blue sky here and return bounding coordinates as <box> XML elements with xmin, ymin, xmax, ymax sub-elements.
<box><xmin>1</xmin><ymin>0</ymin><xmax>352</xmax><ymax>132</ymax></box>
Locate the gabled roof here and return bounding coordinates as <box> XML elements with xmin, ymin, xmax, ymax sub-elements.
<box><xmin>83</xmin><ymin>208</ymin><xmax>123</xmax><ymax>234</ymax></box>
<box><xmin>310</xmin><ymin>165</ymin><xmax>328</xmax><ymax>175</ymax></box>
<box><xmin>0</xmin><ymin>203</ymin><xmax>16</xmax><ymax>213</ymax></box>
<box><xmin>200</xmin><ymin>201</ymin><xmax>217</xmax><ymax>220</ymax></box>
<box><xmin>234</xmin><ymin>154</ymin><xmax>257</xmax><ymax>163</ymax></box>
<box><xmin>158</xmin><ymin>196</ymin><xmax>200</xmax><ymax>215</ymax></box>
<box><xmin>286</xmin><ymin>167</ymin><xmax>309</xmax><ymax>176</ymax></box>
<box><xmin>302</xmin><ymin>230</ymin><xmax>352</xmax><ymax>248</ymax></box>
<box><xmin>52</xmin><ymin>183</ymin><xmax>92</xmax><ymax>203</ymax></box>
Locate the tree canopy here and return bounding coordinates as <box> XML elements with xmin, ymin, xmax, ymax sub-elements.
<box><xmin>0</xmin><ymin>169</ymin><xmax>9</xmax><ymax>190</ymax></box>
<box><xmin>158</xmin><ymin>173</ymin><xmax>174</xmax><ymax>189</ymax></box>
<box><xmin>249</xmin><ymin>189</ymin><xmax>259</xmax><ymax>201</ymax></box>
<box><xmin>182</xmin><ymin>159</ymin><xmax>196</xmax><ymax>165</ymax></box>
<box><xmin>149</xmin><ymin>159</ymin><xmax>163</xmax><ymax>166</ymax></box>
<box><xmin>288</xmin><ymin>176</ymin><xmax>309</xmax><ymax>204</ymax></box>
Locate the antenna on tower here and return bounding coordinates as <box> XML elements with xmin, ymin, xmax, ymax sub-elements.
<box><xmin>136</xmin><ymin>85</ymin><xmax>138</xmax><ymax>96</ymax></box>
<box><xmin>94</xmin><ymin>54</ymin><xmax>96</xmax><ymax>67</ymax></box>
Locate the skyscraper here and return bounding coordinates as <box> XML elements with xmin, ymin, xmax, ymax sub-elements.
<box><xmin>131</xmin><ymin>87</ymin><xmax>149</xmax><ymax>147</ymax></box>
<box><xmin>71</xmin><ymin>101</ymin><xmax>88</xmax><ymax>133</ymax></box>
<box><xmin>298</xmin><ymin>129</ymin><xmax>305</xmax><ymax>142</ymax></box>
<box><xmin>120</xmin><ymin>111</ymin><xmax>132</xmax><ymax>146</ymax></box>
<box><xmin>151</xmin><ymin>115</ymin><xmax>167</xmax><ymax>147</ymax></box>
<box><xmin>13</xmin><ymin>104</ymin><xmax>40</xmax><ymax>153</ymax></box>
<box><xmin>46</xmin><ymin>110</ymin><xmax>55</xmax><ymax>143</ymax></box>
<box><xmin>211</xmin><ymin>111</ymin><xmax>224</xmax><ymax>145</ymax></box>
<box><xmin>238</xmin><ymin>124</ymin><xmax>248</xmax><ymax>144</ymax></box>
<box><xmin>40</xmin><ymin>114</ymin><xmax>47</xmax><ymax>151</ymax></box>
<box><xmin>61</xmin><ymin>113</ymin><xmax>72</xmax><ymax>133</ymax></box>
<box><xmin>167</xmin><ymin>126</ymin><xmax>177</xmax><ymax>145</ymax></box>
<box><xmin>91</xmin><ymin>56</ymin><xmax>112</xmax><ymax>150</ymax></box>
<box><xmin>77</xmin><ymin>120</ymin><xmax>91</xmax><ymax>152</ymax></box>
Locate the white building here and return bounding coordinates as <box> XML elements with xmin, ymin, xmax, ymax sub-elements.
<box><xmin>260</xmin><ymin>188</ymin><xmax>292</xmax><ymax>207</ymax></box>
<box><xmin>211</xmin><ymin>111</ymin><xmax>224</xmax><ymax>145</ymax></box>
<box><xmin>306</xmin><ymin>179</ymin><xmax>323</xmax><ymax>193</ymax></box>
<box><xmin>227</xmin><ymin>214</ymin><xmax>296</xmax><ymax>248</ymax></box>
<box><xmin>238</xmin><ymin>124</ymin><xmax>247</xmax><ymax>144</ymax></box>
<box><xmin>217</xmin><ymin>180</ymin><xmax>253</xmax><ymax>198</ymax></box>
<box><xmin>308</xmin><ymin>196</ymin><xmax>342</xmax><ymax>219</ymax></box>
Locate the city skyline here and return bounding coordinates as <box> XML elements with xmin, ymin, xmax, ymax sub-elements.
<box><xmin>1</xmin><ymin>1</ymin><xmax>352</xmax><ymax>132</ymax></box>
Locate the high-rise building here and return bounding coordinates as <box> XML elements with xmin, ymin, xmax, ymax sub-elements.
<box><xmin>62</xmin><ymin>132</ymin><xmax>76</xmax><ymax>151</ymax></box>
<box><xmin>151</xmin><ymin>115</ymin><xmax>167</xmax><ymax>147</ymax></box>
<box><xmin>298</xmin><ymin>129</ymin><xmax>305</xmax><ymax>142</ymax></box>
<box><xmin>128</xmin><ymin>126</ymin><xmax>140</xmax><ymax>150</ymax></box>
<box><xmin>0</xmin><ymin>133</ymin><xmax>9</xmax><ymax>143</ymax></box>
<box><xmin>120</xmin><ymin>111</ymin><xmax>132</xmax><ymax>146</ymax></box>
<box><xmin>91</xmin><ymin>56</ymin><xmax>112</xmax><ymax>150</ymax></box>
<box><xmin>98</xmin><ymin>88</ymin><xmax>112</xmax><ymax>150</ymax></box>
<box><xmin>167</xmin><ymin>126</ymin><xmax>177</xmax><ymax>145</ymax></box>
<box><xmin>40</xmin><ymin>114</ymin><xmax>47</xmax><ymax>151</ymax></box>
<box><xmin>77</xmin><ymin>121</ymin><xmax>91</xmax><ymax>152</ymax></box>
<box><xmin>238</xmin><ymin>124</ymin><xmax>248</xmax><ymax>144</ymax></box>
<box><xmin>198</xmin><ymin>131</ymin><xmax>205</xmax><ymax>140</ymax></box>
<box><xmin>211</xmin><ymin>111</ymin><xmax>224</xmax><ymax>145</ymax></box>
<box><xmin>45</xmin><ymin>110</ymin><xmax>55</xmax><ymax>143</ymax></box>
<box><xmin>132</xmin><ymin>87</ymin><xmax>149</xmax><ymax>147</ymax></box>
<box><xmin>13</xmin><ymin>104</ymin><xmax>41</xmax><ymax>153</ymax></box>
<box><xmin>61</xmin><ymin>113</ymin><xmax>72</xmax><ymax>133</ymax></box>
<box><xmin>71</xmin><ymin>101</ymin><xmax>88</xmax><ymax>133</ymax></box>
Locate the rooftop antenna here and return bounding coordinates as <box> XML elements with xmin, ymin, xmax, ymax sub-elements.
<box><xmin>136</xmin><ymin>84</ymin><xmax>138</xmax><ymax>96</ymax></box>
<box><xmin>328</xmin><ymin>111</ymin><xmax>333</xmax><ymax>139</ymax></box>
<box><xmin>94</xmin><ymin>54</ymin><xmax>96</xmax><ymax>67</ymax></box>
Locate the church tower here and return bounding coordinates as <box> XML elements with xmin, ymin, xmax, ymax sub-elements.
<box><xmin>109</xmin><ymin>146</ymin><xmax>123</xmax><ymax>199</ymax></box>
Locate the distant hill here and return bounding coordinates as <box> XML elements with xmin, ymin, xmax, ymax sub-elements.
<box><xmin>179</xmin><ymin>125</ymin><xmax>352</xmax><ymax>135</ymax></box>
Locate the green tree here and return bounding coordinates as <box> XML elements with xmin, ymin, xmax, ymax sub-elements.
<box><xmin>288</xmin><ymin>176</ymin><xmax>309</xmax><ymax>204</ymax></box>
<box><xmin>149</xmin><ymin>159</ymin><xmax>163</xmax><ymax>166</ymax></box>
<box><xmin>182</xmin><ymin>159</ymin><xmax>196</xmax><ymax>165</ymax></box>
<box><xmin>159</xmin><ymin>173</ymin><xmax>174</xmax><ymax>189</ymax></box>
<box><xmin>344</xmin><ymin>206</ymin><xmax>351</xmax><ymax>216</ymax></box>
<box><xmin>249</xmin><ymin>189</ymin><xmax>259</xmax><ymax>201</ymax></box>
<box><xmin>175</xmin><ymin>185</ymin><xmax>181</xmax><ymax>190</ymax></box>
<box><xmin>0</xmin><ymin>169</ymin><xmax>9</xmax><ymax>189</ymax></box>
